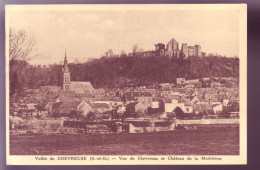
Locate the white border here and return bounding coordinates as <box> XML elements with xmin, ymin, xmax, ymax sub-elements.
<box><xmin>5</xmin><ymin>4</ymin><xmax>247</xmax><ymax>165</ymax></box>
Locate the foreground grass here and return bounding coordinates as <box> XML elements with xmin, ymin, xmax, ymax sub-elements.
<box><xmin>10</xmin><ymin>124</ymin><xmax>239</xmax><ymax>155</ymax></box>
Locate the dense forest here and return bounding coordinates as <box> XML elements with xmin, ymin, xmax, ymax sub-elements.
<box><xmin>10</xmin><ymin>55</ymin><xmax>239</xmax><ymax>95</ymax></box>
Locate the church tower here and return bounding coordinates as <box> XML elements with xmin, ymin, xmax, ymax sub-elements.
<box><xmin>62</xmin><ymin>51</ymin><xmax>71</xmax><ymax>91</ymax></box>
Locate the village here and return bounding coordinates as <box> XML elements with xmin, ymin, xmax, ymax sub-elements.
<box><xmin>9</xmin><ymin>51</ymin><xmax>239</xmax><ymax>134</ymax></box>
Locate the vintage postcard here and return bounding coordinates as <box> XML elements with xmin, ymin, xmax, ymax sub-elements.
<box><xmin>5</xmin><ymin>4</ymin><xmax>247</xmax><ymax>165</ymax></box>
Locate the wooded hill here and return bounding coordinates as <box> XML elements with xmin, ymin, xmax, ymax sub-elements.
<box><xmin>10</xmin><ymin>55</ymin><xmax>239</xmax><ymax>94</ymax></box>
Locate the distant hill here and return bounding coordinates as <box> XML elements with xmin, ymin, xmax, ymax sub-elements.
<box><xmin>67</xmin><ymin>55</ymin><xmax>239</xmax><ymax>88</ymax></box>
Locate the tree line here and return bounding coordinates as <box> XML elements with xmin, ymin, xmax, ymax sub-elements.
<box><xmin>10</xmin><ymin>54</ymin><xmax>239</xmax><ymax>91</ymax></box>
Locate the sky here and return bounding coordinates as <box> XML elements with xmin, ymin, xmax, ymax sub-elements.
<box><xmin>7</xmin><ymin>5</ymin><xmax>240</xmax><ymax>65</ymax></box>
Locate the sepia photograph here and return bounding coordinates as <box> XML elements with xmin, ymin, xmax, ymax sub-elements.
<box><xmin>5</xmin><ymin>4</ymin><xmax>247</xmax><ymax>165</ymax></box>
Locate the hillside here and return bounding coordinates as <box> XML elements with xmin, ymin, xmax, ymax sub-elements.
<box><xmin>68</xmin><ymin>55</ymin><xmax>239</xmax><ymax>88</ymax></box>
<box><xmin>9</xmin><ymin>55</ymin><xmax>239</xmax><ymax>93</ymax></box>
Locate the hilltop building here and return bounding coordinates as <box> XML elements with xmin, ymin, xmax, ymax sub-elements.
<box><xmin>132</xmin><ymin>37</ymin><xmax>206</xmax><ymax>59</ymax></box>
<box><xmin>165</xmin><ymin>38</ymin><xmax>182</xmax><ymax>58</ymax></box>
<box><xmin>181</xmin><ymin>44</ymin><xmax>201</xmax><ymax>58</ymax></box>
<box><xmin>162</xmin><ymin>38</ymin><xmax>205</xmax><ymax>58</ymax></box>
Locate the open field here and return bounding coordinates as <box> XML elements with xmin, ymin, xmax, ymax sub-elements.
<box><xmin>10</xmin><ymin>124</ymin><xmax>239</xmax><ymax>155</ymax></box>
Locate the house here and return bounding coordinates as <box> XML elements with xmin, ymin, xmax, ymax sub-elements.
<box><xmin>125</xmin><ymin>102</ymin><xmax>139</xmax><ymax>117</ymax></box>
<box><xmin>16</xmin><ymin>103</ymin><xmax>37</xmax><ymax>117</ymax></box>
<box><xmin>176</xmin><ymin>78</ymin><xmax>185</xmax><ymax>85</ymax></box>
<box><xmin>26</xmin><ymin>103</ymin><xmax>38</xmax><ymax>117</ymax></box>
<box><xmin>202</xmin><ymin>104</ymin><xmax>217</xmax><ymax>118</ymax></box>
<box><xmin>181</xmin><ymin>94</ymin><xmax>191</xmax><ymax>100</ymax></box>
<box><xmin>9</xmin><ymin>116</ymin><xmax>26</xmax><ymax>130</ymax></box>
<box><xmin>222</xmin><ymin>97</ymin><xmax>230</xmax><ymax>106</ymax></box>
<box><xmin>122</xmin><ymin>92</ymin><xmax>139</xmax><ymax>103</ymax></box>
<box><xmin>227</xmin><ymin>101</ymin><xmax>239</xmax><ymax>112</ymax></box>
<box><xmin>117</xmin><ymin>106</ymin><xmax>126</xmax><ymax>115</ymax></box>
<box><xmin>160</xmin><ymin>83</ymin><xmax>172</xmax><ymax>91</ymax></box>
<box><xmin>229</xmin><ymin>112</ymin><xmax>239</xmax><ymax>118</ymax></box>
<box><xmin>211</xmin><ymin>82</ymin><xmax>225</xmax><ymax>87</ymax></box>
<box><xmin>136</xmin><ymin>95</ymin><xmax>152</xmax><ymax>109</ymax></box>
<box><xmin>10</xmin><ymin>102</ymin><xmax>20</xmax><ymax>116</ymax></box>
<box><xmin>134</xmin><ymin>93</ymin><xmax>153</xmax><ymax>112</ymax></box>
<box><xmin>164</xmin><ymin>101</ymin><xmax>184</xmax><ymax>113</ymax></box>
<box><xmin>203</xmin><ymin>108</ymin><xmax>216</xmax><ymax>118</ymax></box>
<box><xmin>227</xmin><ymin>91</ymin><xmax>239</xmax><ymax>102</ymax></box>
<box><xmin>94</xmin><ymin>94</ymin><xmax>112</xmax><ymax>101</ymax></box>
<box><xmin>202</xmin><ymin>77</ymin><xmax>210</xmax><ymax>81</ymax></box>
<box><xmin>192</xmin><ymin>88</ymin><xmax>207</xmax><ymax>96</ymax></box>
<box><xmin>191</xmin><ymin>96</ymin><xmax>207</xmax><ymax>105</ymax></box>
<box><xmin>41</xmin><ymin>86</ymin><xmax>62</xmax><ymax>94</ymax></box>
<box><xmin>26</xmin><ymin>103</ymin><xmax>37</xmax><ymax>110</ymax></box>
<box><xmin>164</xmin><ymin>97</ymin><xmax>193</xmax><ymax>114</ymax></box>
<box><xmin>122</xmin><ymin>91</ymin><xmax>153</xmax><ymax>106</ymax></box>
<box><xmin>45</xmin><ymin>101</ymin><xmax>55</xmax><ymax>113</ymax></box>
<box><xmin>190</xmin><ymin>90</ymin><xmax>200</xmax><ymax>97</ymax></box>
<box><xmin>92</xmin><ymin>103</ymin><xmax>111</xmax><ymax>113</ymax></box>
<box><xmin>152</xmin><ymin>101</ymin><xmax>160</xmax><ymax>109</ymax></box>
<box><xmin>54</xmin><ymin>101</ymin><xmax>93</xmax><ymax>117</ymax></box>
<box><xmin>205</xmin><ymin>88</ymin><xmax>218</xmax><ymax>94</ymax></box>
<box><xmin>212</xmin><ymin>103</ymin><xmax>223</xmax><ymax>114</ymax></box>
<box><xmin>171</xmin><ymin>88</ymin><xmax>187</xmax><ymax>95</ymax></box>
<box><xmin>51</xmin><ymin>102</ymin><xmax>63</xmax><ymax>116</ymax></box>
<box><xmin>170</xmin><ymin>95</ymin><xmax>182</xmax><ymax>103</ymax></box>
<box><xmin>107</xmin><ymin>90</ymin><xmax>117</xmax><ymax>97</ymax></box>
<box><xmin>101</xmin><ymin>113</ymin><xmax>112</xmax><ymax>121</ymax></box>
<box><xmin>185</xmin><ymin>84</ymin><xmax>195</xmax><ymax>88</ymax></box>
<box><xmin>204</xmin><ymin>94</ymin><xmax>225</xmax><ymax>103</ymax></box>
<box><xmin>94</xmin><ymin>100</ymin><xmax>113</xmax><ymax>108</ymax></box>
<box><xmin>34</xmin><ymin>105</ymin><xmax>48</xmax><ymax>117</ymax></box>
<box><xmin>193</xmin><ymin>104</ymin><xmax>204</xmax><ymax>115</ymax></box>
<box><xmin>94</xmin><ymin>89</ymin><xmax>106</xmax><ymax>95</ymax></box>
<box><xmin>182</xmin><ymin>99</ymin><xmax>193</xmax><ymax>114</ymax></box>
<box><xmin>113</xmin><ymin>96</ymin><xmax>123</xmax><ymax>106</ymax></box>
<box><xmin>185</xmin><ymin>79</ymin><xmax>199</xmax><ymax>84</ymax></box>
<box><xmin>127</xmin><ymin>120</ymin><xmax>175</xmax><ymax>133</ymax></box>
<box><xmin>75</xmin><ymin>92</ymin><xmax>94</xmax><ymax>102</ymax></box>
<box><xmin>135</xmin><ymin>102</ymin><xmax>148</xmax><ymax>115</ymax></box>
<box><xmin>56</xmin><ymin>90</ymin><xmax>79</xmax><ymax>102</ymax></box>
<box><xmin>193</xmin><ymin>103</ymin><xmax>218</xmax><ymax>117</ymax></box>
<box><xmin>148</xmin><ymin>99</ymin><xmax>164</xmax><ymax>114</ymax></box>
<box><xmin>128</xmin><ymin>121</ymin><xmax>151</xmax><ymax>133</ymax></box>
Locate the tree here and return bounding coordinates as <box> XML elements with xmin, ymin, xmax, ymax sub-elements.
<box><xmin>70</xmin><ymin>110</ymin><xmax>82</xmax><ymax>120</ymax></box>
<box><xmin>104</xmin><ymin>49</ymin><xmax>113</xmax><ymax>57</ymax></box>
<box><xmin>74</xmin><ymin>58</ymin><xmax>80</xmax><ymax>64</ymax></box>
<box><xmin>120</xmin><ymin>50</ymin><xmax>127</xmax><ymax>57</ymax></box>
<box><xmin>9</xmin><ymin>28</ymin><xmax>37</xmax><ymax>96</ymax></box>
<box><xmin>108</xmin><ymin>49</ymin><xmax>113</xmax><ymax>57</ymax></box>
<box><xmin>9</xmin><ymin>28</ymin><xmax>37</xmax><ymax>65</ymax></box>
<box><xmin>139</xmin><ymin>48</ymin><xmax>144</xmax><ymax>52</ymax></box>
<box><xmin>132</xmin><ymin>44</ymin><xmax>139</xmax><ymax>55</ymax></box>
<box><xmin>174</xmin><ymin>107</ymin><xmax>185</xmax><ymax>119</ymax></box>
<box><xmin>84</xmin><ymin>111</ymin><xmax>96</xmax><ymax>121</ymax></box>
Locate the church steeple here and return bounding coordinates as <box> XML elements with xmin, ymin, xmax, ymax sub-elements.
<box><xmin>63</xmin><ymin>49</ymin><xmax>69</xmax><ymax>72</ymax></box>
<box><xmin>62</xmin><ymin>50</ymin><xmax>71</xmax><ymax>91</ymax></box>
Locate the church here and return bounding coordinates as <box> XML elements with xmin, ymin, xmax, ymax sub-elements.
<box><xmin>62</xmin><ymin>52</ymin><xmax>94</xmax><ymax>94</ymax></box>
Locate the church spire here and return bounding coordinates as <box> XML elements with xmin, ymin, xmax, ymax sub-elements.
<box><xmin>62</xmin><ymin>49</ymin><xmax>71</xmax><ymax>91</ymax></box>
<box><xmin>63</xmin><ymin>49</ymin><xmax>69</xmax><ymax>72</ymax></box>
<box><xmin>65</xmin><ymin>48</ymin><xmax>67</xmax><ymax>60</ymax></box>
